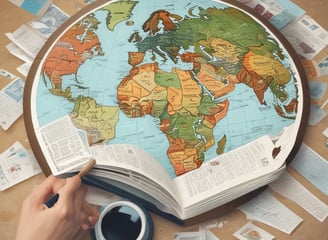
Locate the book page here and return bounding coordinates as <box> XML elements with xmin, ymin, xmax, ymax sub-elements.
<box><xmin>34</xmin><ymin>114</ymin><xmax>181</xmax><ymax>212</ymax></box>
<box><xmin>174</xmin><ymin>135</ymin><xmax>282</xmax><ymax>207</ymax></box>
<box><xmin>36</xmin><ymin>115</ymin><xmax>91</xmax><ymax>174</ymax></box>
<box><xmin>90</xmin><ymin>143</ymin><xmax>178</xmax><ymax>200</ymax></box>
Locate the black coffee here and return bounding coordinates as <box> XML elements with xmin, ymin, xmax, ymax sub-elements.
<box><xmin>101</xmin><ymin>205</ymin><xmax>142</xmax><ymax>239</ymax></box>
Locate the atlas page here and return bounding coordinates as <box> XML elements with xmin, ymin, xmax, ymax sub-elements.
<box><xmin>37</xmin><ymin>115</ymin><xmax>182</xmax><ymax>215</ymax></box>
<box><xmin>38</xmin><ymin>115</ymin><xmax>288</xmax><ymax>219</ymax></box>
<box><xmin>36</xmin><ymin>115</ymin><xmax>92</xmax><ymax>174</ymax></box>
<box><xmin>173</xmin><ymin>135</ymin><xmax>285</xmax><ymax>218</ymax></box>
<box><xmin>89</xmin><ymin>143</ymin><xmax>182</xmax><ymax>216</ymax></box>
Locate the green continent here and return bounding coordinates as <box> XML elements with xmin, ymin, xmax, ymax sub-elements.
<box><xmin>137</xmin><ymin>7</ymin><xmax>281</xmax><ymax>62</ymax></box>
<box><xmin>155</xmin><ymin>71</ymin><xmax>181</xmax><ymax>88</ymax></box>
<box><xmin>102</xmin><ymin>1</ymin><xmax>138</xmax><ymax>31</ymax></box>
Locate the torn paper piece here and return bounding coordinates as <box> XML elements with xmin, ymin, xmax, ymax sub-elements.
<box><xmin>308</xmin><ymin>104</ymin><xmax>327</xmax><ymax>126</ymax></box>
<box><xmin>239</xmin><ymin>190</ymin><xmax>303</xmax><ymax>234</ymax></box>
<box><xmin>6</xmin><ymin>25</ymin><xmax>46</xmax><ymax>58</ymax></box>
<box><xmin>281</xmin><ymin>15</ymin><xmax>328</xmax><ymax>59</ymax></box>
<box><xmin>233</xmin><ymin>222</ymin><xmax>275</xmax><ymax>240</ymax></box>
<box><xmin>28</xmin><ymin>4</ymin><xmax>69</xmax><ymax>38</ymax></box>
<box><xmin>9</xmin><ymin>0</ymin><xmax>52</xmax><ymax>16</ymax></box>
<box><xmin>0</xmin><ymin>77</ymin><xmax>25</xmax><ymax>130</ymax></box>
<box><xmin>269</xmin><ymin>171</ymin><xmax>328</xmax><ymax>222</ymax></box>
<box><xmin>6</xmin><ymin>42</ymin><xmax>34</xmax><ymax>64</ymax></box>
<box><xmin>308</xmin><ymin>81</ymin><xmax>327</xmax><ymax>104</ymax></box>
<box><xmin>174</xmin><ymin>230</ymin><xmax>206</xmax><ymax>240</ymax></box>
<box><xmin>0</xmin><ymin>69</ymin><xmax>16</xmax><ymax>80</ymax></box>
<box><xmin>291</xmin><ymin>143</ymin><xmax>328</xmax><ymax>195</ymax></box>
<box><xmin>0</xmin><ymin>142</ymin><xmax>41</xmax><ymax>191</ymax></box>
<box><xmin>317</xmin><ymin>55</ymin><xmax>328</xmax><ymax>76</ymax></box>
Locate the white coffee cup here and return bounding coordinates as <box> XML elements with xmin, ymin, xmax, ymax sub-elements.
<box><xmin>94</xmin><ymin>200</ymin><xmax>152</xmax><ymax>240</ymax></box>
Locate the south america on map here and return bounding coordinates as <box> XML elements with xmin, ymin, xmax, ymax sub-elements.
<box><xmin>36</xmin><ymin>0</ymin><xmax>300</xmax><ymax>178</ymax></box>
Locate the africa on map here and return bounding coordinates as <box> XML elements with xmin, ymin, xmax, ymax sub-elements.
<box><xmin>32</xmin><ymin>0</ymin><xmax>304</xmax><ymax>178</ymax></box>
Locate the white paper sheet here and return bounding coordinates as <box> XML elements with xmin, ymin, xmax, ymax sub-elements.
<box><xmin>269</xmin><ymin>172</ymin><xmax>328</xmax><ymax>222</ymax></box>
<box><xmin>291</xmin><ymin>144</ymin><xmax>328</xmax><ymax>195</ymax></box>
<box><xmin>239</xmin><ymin>190</ymin><xmax>303</xmax><ymax>234</ymax></box>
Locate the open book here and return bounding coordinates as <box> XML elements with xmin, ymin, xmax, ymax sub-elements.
<box><xmin>22</xmin><ymin>0</ymin><xmax>309</xmax><ymax>224</ymax></box>
<box><xmin>37</xmin><ymin>115</ymin><xmax>289</xmax><ymax>222</ymax></box>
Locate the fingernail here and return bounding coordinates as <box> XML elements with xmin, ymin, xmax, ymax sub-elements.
<box><xmin>81</xmin><ymin>223</ymin><xmax>90</xmax><ymax>231</ymax></box>
<box><xmin>88</xmin><ymin>215</ymin><xmax>97</xmax><ymax>223</ymax></box>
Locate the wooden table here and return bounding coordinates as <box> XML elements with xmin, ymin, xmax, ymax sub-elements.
<box><xmin>0</xmin><ymin>0</ymin><xmax>327</xmax><ymax>239</ymax></box>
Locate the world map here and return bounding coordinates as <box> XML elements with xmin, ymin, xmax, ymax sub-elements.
<box><xmin>34</xmin><ymin>0</ymin><xmax>300</xmax><ymax>178</ymax></box>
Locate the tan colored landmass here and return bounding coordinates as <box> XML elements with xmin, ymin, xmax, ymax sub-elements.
<box><xmin>173</xmin><ymin>68</ymin><xmax>202</xmax><ymax>116</ymax></box>
<box><xmin>70</xmin><ymin>96</ymin><xmax>120</xmax><ymax>144</ymax></box>
<box><xmin>197</xmin><ymin>63</ymin><xmax>235</xmax><ymax>99</ymax></box>
<box><xmin>209</xmin><ymin>37</ymin><xmax>240</xmax><ymax>64</ymax></box>
<box><xmin>243</xmin><ymin>51</ymin><xmax>291</xmax><ymax>85</ymax></box>
<box><xmin>167</xmin><ymin>86</ymin><xmax>183</xmax><ymax>114</ymax></box>
<box><xmin>118</xmin><ymin>61</ymin><xmax>230</xmax><ymax>175</ymax></box>
<box><xmin>118</xmin><ymin>63</ymin><xmax>159</xmax><ymax>117</ymax></box>
<box><xmin>167</xmin><ymin>138</ymin><xmax>201</xmax><ymax>176</ymax></box>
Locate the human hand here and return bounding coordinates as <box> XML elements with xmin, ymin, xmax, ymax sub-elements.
<box><xmin>16</xmin><ymin>175</ymin><xmax>99</xmax><ymax>240</ymax></box>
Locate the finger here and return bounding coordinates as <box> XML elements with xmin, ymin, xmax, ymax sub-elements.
<box><xmin>56</xmin><ymin>175</ymin><xmax>81</xmax><ymax>208</ymax></box>
<box><xmin>29</xmin><ymin>175</ymin><xmax>62</xmax><ymax>206</ymax></box>
<box><xmin>78</xmin><ymin>207</ymin><xmax>90</xmax><ymax>230</ymax></box>
<box><xmin>71</xmin><ymin>227</ymin><xmax>91</xmax><ymax>240</ymax></box>
<box><xmin>73</xmin><ymin>185</ymin><xmax>88</xmax><ymax>214</ymax></box>
<box><xmin>82</xmin><ymin>201</ymin><xmax>99</xmax><ymax>227</ymax></box>
<box><xmin>51</xmin><ymin>176</ymin><xmax>66</xmax><ymax>193</ymax></box>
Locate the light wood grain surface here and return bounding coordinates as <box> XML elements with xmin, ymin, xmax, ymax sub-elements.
<box><xmin>0</xmin><ymin>0</ymin><xmax>327</xmax><ymax>239</ymax></box>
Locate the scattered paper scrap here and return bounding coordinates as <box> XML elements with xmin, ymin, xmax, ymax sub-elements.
<box><xmin>174</xmin><ymin>230</ymin><xmax>206</xmax><ymax>240</ymax></box>
<box><xmin>74</xmin><ymin>0</ymin><xmax>97</xmax><ymax>10</ymax></box>
<box><xmin>233</xmin><ymin>222</ymin><xmax>275</xmax><ymax>240</ymax></box>
<box><xmin>317</xmin><ymin>55</ymin><xmax>328</xmax><ymax>76</ymax></box>
<box><xmin>29</xmin><ymin>4</ymin><xmax>69</xmax><ymax>38</ymax></box>
<box><xmin>6</xmin><ymin>25</ymin><xmax>46</xmax><ymax>59</ymax></box>
<box><xmin>174</xmin><ymin>229</ymin><xmax>219</xmax><ymax>240</ymax></box>
<box><xmin>300</xmin><ymin>56</ymin><xmax>328</xmax><ymax>79</ymax></box>
<box><xmin>205</xmin><ymin>229</ymin><xmax>220</xmax><ymax>240</ymax></box>
<box><xmin>199</xmin><ymin>220</ymin><xmax>219</xmax><ymax>231</ymax></box>
<box><xmin>308</xmin><ymin>81</ymin><xmax>327</xmax><ymax>104</ymax></box>
<box><xmin>0</xmin><ymin>77</ymin><xmax>25</xmax><ymax>130</ymax></box>
<box><xmin>270</xmin><ymin>172</ymin><xmax>328</xmax><ymax>222</ymax></box>
<box><xmin>17</xmin><ymin>62</ymin><xmax>32</xmax><ymax>77</ymax></box>
<box><xmin>0</xmin><ymin>142</ymin><xmax>41</xmax><ymax>191</ymax></box>
<box><xmin>8</xmin><ymin>0</ymin><xmax>52</xmax><ymax>16</ymax></box>
<box><xmin>238</xmin><ymin>0</ymin><xmax>305</xmax><ymax>30</ymax></box>
<box><xmin>323</xmin><ymin>128</ymin><xmax>328</xmax><ymax>148</ymax></box>
<box><xmin>281</xmin><ymin>15</ymin><xmax>328</xmax><ymax>59</ymax></box>
<box><xmin>308</xmin><ymin>104</ymin><xmax>327</xmax><ymax>126</ymax></box>
<box><xmin>239</xmin><ymin>190</ymin><xmax>303</xmax><ymax>234</ymax></box>
<box><xmin>0</xmin><ymin>69</ymin><xmax>16</xmax><ymax>80</ymax></box>
<box><xmin>291</xmin><ymin>143</ymin><xmax>328</xmax><ymax>195</ymax></box>
<box><xmin>6</xmin><ymin>42</ymin><xmax>34</xmax><ymax>64</ymax></box>
<box><xmin>301</xmin><ymin>59</ymin><xmax>320</xmax><ymax>79</ymax></box>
